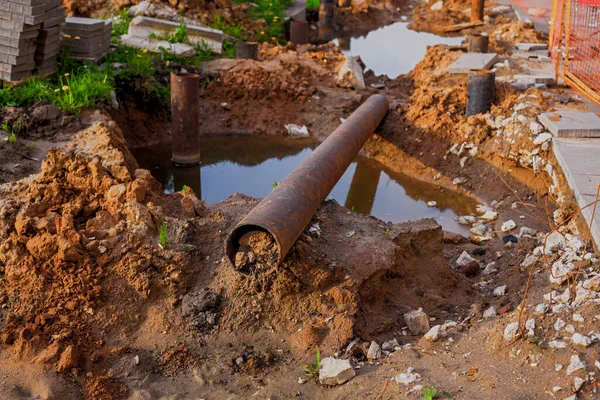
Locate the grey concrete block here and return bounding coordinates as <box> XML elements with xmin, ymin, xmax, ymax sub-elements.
<box><xmin>512</xmin><ymin>49</ymin><xmax>550</xmax><ymax>59</ymax></box>
<box><xmin>540</xmin><ymin>112</ymin><xmax>600</xmax><ymax>138</ymax></box>
<box><xmin>448</xmin><ymin>53</ymin><xmax>499</xmax><ymax>74</ymax></box>
<box><xmin>0</xmin><ymin>42</ymin><xmax>36</xmax><ymax>56</ymax></box>
<box><xmin>0</xmin><ymin>61</ymin><xmax>35</xmax><ymax>72</ymax></box>
<box><xmin>62</xmin><ymin>40</ymin><xmax>105</xmax><ymax>52</ymax></box>
<box><xmin>0</xmin><ymin>20</ymin><xmax>40</xmax><ymax>31</ymax></box>
<box><xmin>2</xmin><ymin>70</ymin><xmax>32</xmax><ymax>82</ymax></box>
<box><xmin>6</xmin><ymin>0</ymin><xmax>47</xmax><ymax>6</ymax></box>
<box><xmin>0</xmin><ymin>35</ymin><xmax>36</xmax><ymax>48</ymax></box>
<box><xmin>65</xmin><ymin>17</ymin><xmax>105</xmax><ymax>31</ymax></box>
<box><xmin>515</xmin><ymin>43</ymin><xmax>548</xmax><ymax>51</ymax></box>
<box><xmin>42</xmin><ymin>15</ymin><xmax>66</xmax><ymax>29</ymax></box>
<box><xmin>0</xmin><ymin>52</ymin><xmax>35</xmax><ymax>65</ymax></box>
<box><xmin>127</xmin><ymin>16</ymin><xmax>224</xmax><ymax>54</ymax></box>
<box><xmin>0</xmin><ymin>10</ymin><xmax>46</xmax><ymax>25</ymax></box>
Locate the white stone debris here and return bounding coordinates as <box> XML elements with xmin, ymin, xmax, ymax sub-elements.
<box><xmin>404</xmin><ymin>308</ymin><xmax>430</xmax><ymax>335</ymax></box>
<box><xmin>567</xmin><ymin>355</ymin><xmax>585</xmax><ymax>375</ymax></box>
<box><xmin>319</xmin><ymin>357</ymin><xmax>356</xmax><ymax>385</ymax></box>
<box><xmin>501</xmin><ymin>220</ymin><xmax>517</xmax><ymax>232</ymax></box>
<box><xmin>284</xmin><ymin>124</ymin><xmax>310</xmax><ymax>138</ymax></box>
<box><xmin>395</xmin><ymin>370</ymin><xmax>421</xmax><ymax>385</ymax></box>
<box><xmin>424</xmin><ymin>325</ymin><xmax>445</xmax><ymax>341</ymax></box>
<box><xmin>574</xmin><ymin>377</ymin><xmax>585</xmax><ymax>391</ymax></box>
<box><xmin>480</xmin><ymin>210</ymin><xmax>498</xmax><ymax>221</ymax></box>
<box><xmin>571</xmin><ymin>333</ymin><xmax>592</xmax><ymax>347</ymax></box>
<box><xmin>337</xmin><ymin>55</ymin><xmax>366</xmax><ymax>90</ymax></box>
<box><xmin>504</xmin><ymin>322</ymin><xmax>520</xmax><ymax>341</ymax></box>
<box><xmin>545</xmin><ymin>232</ymin><xmax>566</xmax><ymax>254</ymax></box>
<box><xmin>525</xmin><ymin>318</ymin><xmax>535</xmax><ymax>337</ymax></box>
<box><xmin>453</xmin><ymin>177</ymin><xmax>467</xmax><ymax>185</ymax></box>
<box><xmin>583</xmin><ymin>276</ymin><xmax>600</xmax><ymax>291</ymax></box>
<box><xmin>367</xmin><ymin>341</ymin><xmax>381</xmax><ymax>360</ymax></box>
<box><xmin>494</xmin><ymin>285</ymin><xmax>507</xmax><ymax>296</ymax></box>
<box><xmin>555</xmin><ymin>318</ymin><xmax>566</xmax><ymax>331</ymax></box>
<box><xmin>430</xmin><ymin>0</ymin><xmax>443</xmax><ymax>10</ymax></box>
<box><xmin>456</xmin><ymin>251</ymin><xmax>477</xmax><ymax>268</ymax></box>
<box><xmin>549</xmin><ymin>340</ymin><xmax>568</xmax><ymax>349</ymax></box>
<box><xmin>382</xmin><ymin>339</ymin><xmax>399</xmax><ymax>352</ymax></box>
<box><xmin>482</xmin><ymin>262</ymin><xmax>498</xmax><ymax>275</ymax></box>
<box><xmin>573</xmin><ymin>314</ymin><xmax>584</xmax><ymax>322</ymax></box>
<box><xmin>483</xmin><ymin>306</ymin><xmax>497</xmax><ymax>318</ymax></box>
<box><xmin>427</xmin><ymin>201</ymin><xmax>437</xmax><ymax>207</ymax></box>
<box><xmin>534</xmin><ymin>303</ymin><xmax>548</xmax><ymax>315</ymax></box>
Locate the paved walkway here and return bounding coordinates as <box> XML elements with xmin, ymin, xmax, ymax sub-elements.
<box><xmin>509</xmin><ymin>0</ymin><xmax>552</xmax><ymax>34</ymax></box>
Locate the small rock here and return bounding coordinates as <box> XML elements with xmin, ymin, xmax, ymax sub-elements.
<box><xmin>583</xmin><ymin>276</ymin><xmax>600</xmax><ymax>291</ymax></box>
<box><xmin>453</xmin><ymin>177</ymin><xmax>468</xmax><ymax>185</ymax></box>
<box><xmin>502</xmin><ymin>234</ymin><xmax>518</xmax><ymax>244</ymax></box>
<box><xmin>381</xmin><ymin>339</ymin><xmax>399</xmax><ymax>352</ymax></box>
<box><xmin>501</xmin><ymin>220</ymin><xmax>517</xmax><ymax>232</ymax></box>
<box><xmin>483</xmin><ymin>306</ymin><xmax>497</xmax><ymax>318</ymax></box>
<box><xmin>319</xmin><ymin>357</ymin><xmax>355</xmax><ymax>385</ymax></box>
<box><xmin>367</xmin><ymin>341</ymin><xmax>381</xmax><ymax>360</ymax></box>
<box><xmin>472</xmin><ymin>247</ymin><xmax>486</xmax><ymax>256</ymax></box>
<box><xmin>284</xmin><ymin>124</ymin><xmax>309</xmax><ymax>138</ymax></box>
<box><xmin>456</xmin><ymin>251</ymin><xmax>478</xmax><ymax>268</ymax></box>
<box><xmin>430</xmin><ymin>0</ymin><xmax>443</xmax><ymax>10</ymax></box>
<box><xmin>525</xmin><ymin>318</ymin><xmax>535</xmax><ymax>337</ymax></box>
<box><xmin>555</xmin><ymin>318</ymin><xmax>566</xmax><ymax>331</ymax></box>
<box><xmin>549</xmin><ymin>340</ymin><xmax>568</xmax><ymax>349</ymax></box>
<box><xmin>571</xmin><ymin>333</ymin><xmax>592</xmax><ymax>347</ymax></box>
<box><xmin>573</xmin><ymin>314</ymin><xmax>584</xmax><ymax>322</ymax></box>
<box><xmin>424</xmin><ymin>325</ymin><xmax>444</xmax><ymax>341</ymax></box>
<box><xmin>56</xmin><ymin>345</ymin><xmax>79</xmax><ymax>373</ymax></box>
<box><xmin>545</xmin><ymin>232</ymin><xmax>566</xmax><ymax>254</ymax></box>
<box><xmin>533</xmin><ymin>132</ymin><xmax>552</xmax><ymax>145</ymax></box>
<box><xmin>567</xmin><ymin>355</ymin><xmax>585</xmax><ymax>375</ymax></box>
<box><xmin>404</xmin><ymin>308</ymin><xmax>430</xmax><ymax>335</ymax></box>
<box><xmin>494</xmin><ymin>285</ymin><xmax>507</xmax><ymax>296</ymax></box>
<box><xmin>534</xmin><ymin>303</ymin><xmax>548</xmax><ymax>315</ymax></box>
<box><xmin>427</xmin><ymin>201</ymin><xmax>437</xmax><ymax>207</ymax></box>
<box><xmin>480</xmin><ymin>210</ymin><xmax>498</xmax><ymax>221</ymax></box>
<box><xmin>395</xmin><ymin>371</ymin><xmax>421</xmax><ymax>385</ymax></box>
<box><xmin>574</xmin><ymin>377</ymin><xmax>585</xmax><ymax>391</ymax></box>
<box><xmin>503</xmin><ymin>322</ymin><xmax>520</xmax><ymax>341</ymax></box>
<box><xmin>482</xmin><ymin>262</ymin><xmax>498</xmax><ymax>275</ymax></box>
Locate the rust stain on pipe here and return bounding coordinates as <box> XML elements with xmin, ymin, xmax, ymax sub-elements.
<box><xmin>226</xmin><ymin>94</ymin><xmax>389</xmax><ymax>266</ymax></box>
<box><xmin>171</xmin><ymin>72</ymin><xmax>201</xmax><ymax>166</ymax></box>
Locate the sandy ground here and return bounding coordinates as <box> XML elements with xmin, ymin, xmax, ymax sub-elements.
<box><xmin>1</xmin><ymin>0</ymin><xmax>599</xmax><ymax>399</ymax></box>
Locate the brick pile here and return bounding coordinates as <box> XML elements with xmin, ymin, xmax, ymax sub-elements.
<box><xmin>62</xmin><ymin>17</ymin><xmax>112</xmax><ymax>62</ymax></box>
<box><xmin>0</xmin><ymin>0</ymin><xmax>66</xmax><ymax>82</ymax></box>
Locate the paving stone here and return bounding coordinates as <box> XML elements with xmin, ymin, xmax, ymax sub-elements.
<box><xmin>540</xmin><ymin>112</ymin><xmax>600</xmax><ymax>138</ymax></box>
<box><xmin>0</xmin><ymin>35</ymin><xmax>36</xmax><ymax>48</ymax></box>
<box><xmin>41</xmin><ymin>14</ymin><xmax>65</xmax><ymax>29</ymax></box>
<box><xmin>513</xmin><ymin>49</ymin><xmax>550</xmax><ymax>59</ymax></box>
<box><xmin>515</xmin><ymin>42</ymin><xmax>548</xmax><ymax>51</ymax></box>
<box><xmin>1</xmin><ymin>69</ymin><xmax>31</xmax><ymax>81</ymax></box>
<box><xmin>0</xmin><ymin>10</ymin><xmax>46</xmax><ymax>26</ymax></box>
<box><xmin>5</xmin><ymin>0</ymin><xmax>48</xmax><ymax>6</ymax></box>
<box><xmin>0</xmin><ymin>42</ymin><xmax>36</xmax><ymax>56</ymax></box>
<box><xmin>0</xmin><ymin>52</ymin><xmax>35</xmax><ymax>65</ymax></box>
<box><xmin>448</xmin><ymin>53</ymin><xmax>499</xmax><ymax>74</ymax></box>
<box><xmin>553</xmin><ymin>138</ymin><xmax>600</xmax><ymax>248</ymax></box>
<box><xmin>64</xmin><ymin>17</ymin><xmax>106</xmax><ymax>31</ymax></box>
<box><xmin>0</xmin><ymin>61</ymin><xmax>35</xmax><ymax>73</ymax></box>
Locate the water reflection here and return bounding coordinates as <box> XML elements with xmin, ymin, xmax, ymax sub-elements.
<box><xmin>333</xmin><ymin>22</ymin><xmax>464</xmax><ymax>78</ymax></box>
<box><xmin>133</xmin><ymin>136</ymin><xmax>478</xmax><ymax>235</ymax></box>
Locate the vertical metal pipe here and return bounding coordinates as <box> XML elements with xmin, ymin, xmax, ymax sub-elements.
<box><xmin>471</xmin><ymin>0</ymin><xmax>484</xmax><ymax>22</ymax></box>
<box><xmin>468</xmin><ymin>34</ymin><xmax>489</xmax><ymax>53</ymax></box>
<box><xmin>171</xmin><ymin>73</ymin><xmax>200</xmax><ymax>166</ymax></box>
<box><xmin>226</xmin><ymin>94</ymin><xmax>389</xmax><ymax>266</ymax></box>
<box><xmin>319</xmin><ymin>0</ymin><xmax>334</xmax><ymax>25</ymax></box>
<box><xmin>466</xmin><ymin>69</ymin><xmax>495</xmax><ymax>117</ymax></box>
<box><xmin>290</xmin><ymin>20</ymin><xmax>309</xmax><ymax>45</ymax></box>
<box><xmin>236</xmin><ymin>42</ymin><xmax>259</xmax><ymax>60</ymax></box>
<box><xmin>344</xmin><ymin>158</ymin><xmax>381</xmax><ymax>215</ymax></box>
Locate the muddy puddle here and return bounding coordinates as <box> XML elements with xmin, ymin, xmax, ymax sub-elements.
<box><xmin>133</xmin><ymin>136</ymin><xmax>478</xmax><ymax>234</ymax></box>
<box><xmin>335</xmin><ymin>22</ymin><xmax>463</xmax><ymax>78</ymax></box>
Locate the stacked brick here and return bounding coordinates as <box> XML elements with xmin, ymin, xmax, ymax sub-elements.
<box><xmin>0</xmin><ymin>0</ymin><xmax>65</xmax><ymax>82</ymax></box>
<box><xmin>62</xmin><ymin>17</ymin><xmax>112</xmax><ymax>62</ymax></box>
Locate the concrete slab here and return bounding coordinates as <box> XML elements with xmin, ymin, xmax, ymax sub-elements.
<box><xmin>127</xmin><ymin>16</ymin><xmax>224</xmax><ymax>54</ymax></box>
<box><xmin>448</xmin><ymin>53</ymin><xmax>499</xmax><ymax>74</ymax></box>
<box><xmin>120</xmin><ymin>34</ymin><xmax>196</xmax><ymax>57</ymax></box>
<box><xmin>515</xmin><ymin>42</ymin><xmax>548</xmax><ymax>51</ymax></box>
<box><xmin>0</xmin><ymin>43</ymin><xmax>36</xmax><ymax>56</ymax></box>
<box><xmin>540</xmin><ymin>112</ymin><xmax>600</xmax><ymax>138</ymax></box>
<box><xmin>41</xmin><ymin>15</ymin><xmax>65</xmax><ymax>29</ymax></box>
<box><xmin>65</xmin><ymin>17</ymin><xmax>105</xmax><ymax>31</ymax></box>
<box><xmin>553</xmin><ymin>138</ymin><xmax>600</xmax><ymax>247</ymax></box>
<box><xmin>0</xmin><ymin>52</ymin><xmax>35</xmax><ymax>65</ymax></box>
<box><xmin>0</xmin><ymin>35</ymin><xmax>36</xmax><ymax>48</ymax></box>
<box><xmin>513</xmin><ymin>49</ymin><xmax>549</xmax><ymax>59</ymax></box>
<box><xmin>0</xmin><ymin>61</ymin><xmax>35</xmax><ymax>73</ymax></box>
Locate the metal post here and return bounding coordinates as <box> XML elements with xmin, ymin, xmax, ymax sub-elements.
<box><xmin>471</xmin><ymin>0</ymin><xmax>484</xmax><ymax>22</ymax></box>
<box><xmin>319</xmin><ymin>0</ymin><xmax>334</xmax><ymax>25</ymax></box>
<box><xmin>468</xmin><ymin>34</ymin><xmax>489</xmax><ymax>53</ymax></box>
<box><xmin>466</xmin><ymin>69</ymin><xmax>495</xmax><ymax>117</ymax></box>
<box><xmin>226</xmin><ymin>94</ymin><xmax>389</xmax><ymax>267</ymax></box>
<box><xmin>171</xmin><ymin>72</ymin><xmax>200</xmax><ymax>166</ymax></box>
<box><xmin>290</xmin><ymin>20</ymin><xmax>309</xmax><ymax>45</ymax></box>
<box><xmin>236</xmin><ymin>42</ymin><xmax>259</xmax><ymax>60</ymax></box>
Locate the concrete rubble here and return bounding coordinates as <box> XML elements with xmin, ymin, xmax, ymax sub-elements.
<box><xmin>319</xmin><ymin>357</ymin><xmax>355</xmax><ymax>385</ymax></box>
<box><xmin>404</xmin><ymin>308</ymin><xmax>430</xmax><ymax>335</ymax></box>
<box><xmin>337</xmin><ymin>55</ymin><xmax>365</xmax><ymax>90</ymax></box>
<box><xmin>121</xmin><ymin>16</ymin><xmax>225</xmax><ymax>55</ymax></box>
<box><xmin>0</xmin><ymin>0</ymin><xmax>65</xmax><ymax>82</ymax></box>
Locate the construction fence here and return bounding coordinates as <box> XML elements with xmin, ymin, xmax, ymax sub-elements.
<box><xmin>550</xmin><ymin>0</ymin><xmax>600</xmax><ymax>106</ymax></box>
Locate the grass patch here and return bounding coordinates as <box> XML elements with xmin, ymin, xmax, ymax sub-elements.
<box><xmin>302</xmin><ymin>349</ymin><xmax>322</xmax><ymax>378</ymax></box>
<box><xmin>306</xmin><ymin>0</ymin><xmax>320</xmax><ymax>9</ymax></box>
<box><xmin>159</xmin><ymin>220</ymin><xmax>168</xmax><ymax>248</ymax></box>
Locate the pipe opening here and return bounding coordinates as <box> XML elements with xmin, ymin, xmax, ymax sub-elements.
<box><xmin>226</xmin><ymin>225</ymin><xmax>281</xmax><ymax>274</ymax></box>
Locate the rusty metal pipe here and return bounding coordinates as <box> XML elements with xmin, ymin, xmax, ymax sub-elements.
<box><xmin>171</xmin><ymin>72</ymin><xmax>200</xmax><ymax>166</ymax></box>
<box><xmin>290</xmin><ymin>20</ymin><xmax>309</xmax><ymax>45</ymax></box>
<box><xmin>471</xmin><ymin>0</ymin><xmax>484</xmax><ymax>22</ymax></box>
<box><xmin>226</xmin><ymin>94</ymin><xmax>389</xmax><ymax>266</ymax></box>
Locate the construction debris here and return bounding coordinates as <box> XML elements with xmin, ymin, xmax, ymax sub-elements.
<box><xmin>61</xmin><ymin>17</ymin><xmax>112</xmax><ymax>62</ymax></box>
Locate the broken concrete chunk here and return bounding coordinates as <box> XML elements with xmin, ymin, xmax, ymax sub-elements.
<box><xmin>503</xmin><ymin>322</ymin><xmax>519</xmax><ymax>341</ymax></box>
<box><xmin>493</xmin><ymin>285</ymin><xmax>507</xmax><ymax>296</ymax></box>
<box><xmin>544</xmin><ymin>231</ymin><xmax>566</xmax><ymax>254</ymax></box>
<box><xmin>395</xmin><ymin>370</ymin><xmax>421</xmax><ymax>385</ymax></box>
<box><xmin>367</xmin><ymin>341</ymin><xmax>381</xmax><ymax>360</ymax></box>
<box><xmin>567</xmin><ymin>355</ymin><xmax>585</xmax><ymax>375</ymax></box>
<box><xmin>448</xmin><ymin>53</ymin><xmax>499</xmax><ymax>74</ymax></box>
<box><xmin>381</xmin><ymin>338</ymin><xmax>399</xmax><ymax>352</ymax></box>
<box><xmin>404</xmin><ymin>308</ymin><xmax>430</xmax><ymax>335</ymax></box>
<box><xmin>284</xmin><ymin>124</ymin><xmax>309</xmax><ymax>138</ymax></box>
<box><xmin>483</xmin><ymin>306</ymin><xmax>497</xmax><ymax>318</ymax></box>
<box><xmin>120</xmin><ymin>34</ymin><xmax>196</xmax><ymax>57</ymax></box>
<box><xmin>424</xmin><ymin>325</ymin><xmax>445</xmax><ymax>341</ymax></box>
<box><xmin>127</xmin><ymin>16</ymin><xmax>224</xmax><ymax>54</ymax></box>
<box><xmin>337</xmin><ymin>55</ymin><xmax>365</xmax><ymax>90</ymax></box>
<box><xmin>571</xmin><ymin>333</ymin><xmax>592</xmax><ymax>347</ymax></box>
<box><xmin>456</xmin><ymin>251</ymin><xmax>477</xmax><ymax>268</ymax></box>
<box><xmin>501</xmin><ymin>220</ymin><xmax>516</xmax><ymax>232</ymax></box>
<box><xmin>319</xmin><ymin>357</ymin><xmax>355</xmax><ymax>385</ymax></box>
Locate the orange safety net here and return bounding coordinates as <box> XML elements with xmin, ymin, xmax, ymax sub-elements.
<box><xmin>551</xmin><ymin>0</ymin><xmax>600</xmax><ymax>105</ymax></box>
